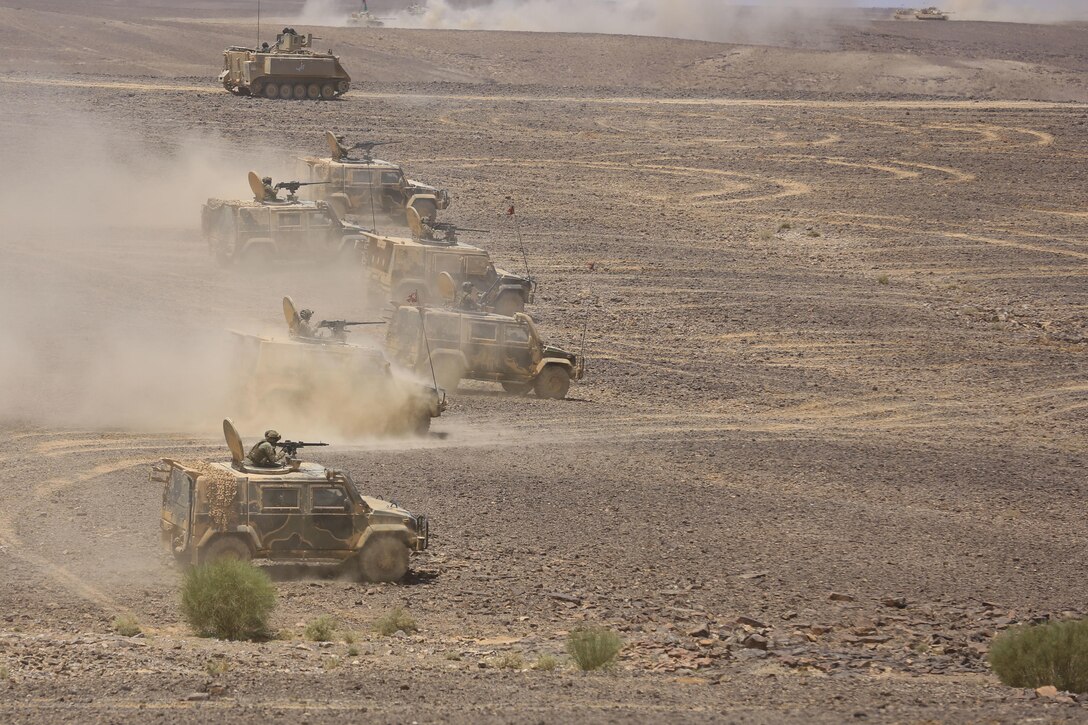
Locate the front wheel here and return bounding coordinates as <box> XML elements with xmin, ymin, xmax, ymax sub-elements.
<box><xmin>533</xmin><ymin>364</ymin><xmax>571</xmax><ymax>400</ymax></box>
<box><xmin>356</xmin><ymin>537</ymin><xmax>410</xmax><ymax>583</ymax></box>
<box><xmin>201</xmin><ymin>536</ymin><xmax>252</xmax><ymax>565</ymax></box>
<box><xmin>501</xmin><ymin>381</ymin><xmax>532</xmax><ymax>395</ymax></box>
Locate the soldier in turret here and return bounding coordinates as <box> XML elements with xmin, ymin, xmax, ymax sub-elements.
<box><xmin>458</xmin><ymin>282</ymin><xmax>479</xmax><ymax>311</ymax></box>
<box><xmin>261</xmin><ymin>176</ymin><xmax>278</xmax><ymax>202</ymax></box>
<box><xmin>247</xmin><ymin>430</ymin><xmax>285</xmax><ymax>467</ymax></box>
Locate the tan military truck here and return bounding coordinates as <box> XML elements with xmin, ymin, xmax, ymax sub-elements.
<box><xmin>229</xmin><ymin>297</ymin><xmax>446</xmax><ymax>437</ymax></box>
<box><xmin>300</xmin><ymin>132</ymin><xmax>450</xmax><ymax>226</ymax></box>
<box><xmin>386</xmin><ymin>306</ymin><xmax>583</xmax><ymax>398</ymax></box>
<box><xmin>915</xmin><ymin>7</ymin><xmax>949</xmax><ymax>19</ymax></box>
<box><xmin>152</xmin><ymin>420</ymin><xmax>428</xmax><ymax>581</ymax></box>
<box><xmin>219</xmin><ymin>27</ymin><xmax>351</xmax><ymax>99</ymax></box>
<box><xmin>202</xmin><ymin>172</ymin><xmax>369</xmax><ymax>265</ymax></box>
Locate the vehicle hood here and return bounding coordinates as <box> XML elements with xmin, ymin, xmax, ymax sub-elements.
<box><xmin>542</xmin><ymin>344</ymin><xmax>576</xmax><ymax>362</ymax></box>
<box><xmin>362</xmin><ymin>496</ymin><xmax>414</xmax><ymax>519</ymax></box>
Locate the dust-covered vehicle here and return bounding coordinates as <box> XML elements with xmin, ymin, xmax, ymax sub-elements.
<box><xmin>229</xmin><ymin>297</ymin><xmax>446</xmax><ymax>436</ymax></box>
<box><xmin>915</xmin><ymin>7</ymin><xmax>949</xmax><ymax>19</ymax></box>
<box><xmin>364</xmin><ymin>210</ymin><xmax>534</xmax><ymax>316</ymax></box>
<box><xmin>219</xmin><ymin>27</ymin><xmax>351</xmax><ymax>99</ymax></box>
<box><xmin>300</xmin><ymin>132</ymin><xmax>450</xmax><ymax>226</ymax></box>
<box><xmin>386</xmin><ymin>306</ymin><xmax>583</xmax><ymax>398</ymax></box>
<box><xmin>202</xmin><ymin>172</ymin><xmax>369</xmax><ymax>265</ymax></box>
<box><xmin>152</xmin><ymin>420</ymin><xmax>428</xmax><ymax>581</ymax></box>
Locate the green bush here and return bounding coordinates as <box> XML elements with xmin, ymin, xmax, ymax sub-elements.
<box><xmin>373</xmin><ymin>607</ymin><xmax>418</xmax><ymax>637</ymax></box>
<box><xmin>112</xmin><ymin>614</ymin><xmax>141</xmax><ymax>637</ymax></box>
<box><xmin>534</xmin><ymin>654</ymin><xmax>559</xmax><ymax>671</ymax></box>
<box><xmin>491</xmin><ymin>652</ymin><xmax>524</xmax><ymax>670</ymax></box>
<box><xmin>990</xmin><ymin>619</ymin><xmax>1088</xmax><ymax>693</ymax></box>
<box><xmin>305</xmin><ymin>615</ymin><xmax>338</xmax><ymax>642</ymax></box>
<box><xmin>566</xmin><ymin>625</ymin><xmax>623</xmax><ymax>671</ymax></box>
<box><xmin>180</xmin><ymin>559</ymin><xmax>276</xmax><ymax>640</ymax></box>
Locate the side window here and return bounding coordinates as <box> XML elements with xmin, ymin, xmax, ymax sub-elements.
<box><xmin>309</xmin><ymin>211</ymin><xmax>332</xmax><ymax>228</ymax></box>
<box><xmin>381</xmin><ymin>171</ymin><xmax>400</xmax><ymax>185</ymax></box>
<box><xmin>261</xmin><ymin>487</ymin><xmax>300</xmax><ymax>511</ymax></box>
<box><xmin>433</xmin><ymin>253</ymin><xmax>461</xmax><ymax>277</ymax></box>
<box><xmin>504</xmin><ymin>325</ymin><xmax>530</xmax><ymax>345</ymax></box>
<box><xmin>463</xmin><ymin>255</ymin><xmax>490</xmax><ymax>278</ymax></box>
<box><xmin>312</xmin><ymin>486</ymin><xmax>350</xmax><ymax>512</ymax></box>
<box><xmin>470</xmin><ymin>323</ymin><xmax>498</xmax><ymax>342</ymax></box>
<box><xmin>424</xmin><ymin>315</ymin><xmax>460</xmax><ymax>342</ymax></box>
<box><xmin>350</xmin><ymin>169</ymin><xmax>373</xmax><ymax>185</ymax></box>
<box><xmin>277</xmin><ymin>212</ymin><xmax>302</xmax><ymax>229</ymax></box>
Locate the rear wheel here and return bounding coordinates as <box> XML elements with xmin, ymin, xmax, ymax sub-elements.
<box><xmin>501</xmin><ymin>381</ymin><xmax>532</xmax><ymax>395</ymax></box>
<box><xmin>201</xmin><ymin>536</ymin><xmax>252</xmax><ymax>565</ymax></box>
<box><xmin>307</xmin><ymin>83</ymin><xmax>321</xmax><ymax>99</ymax></box>
<box><xmin>356</xmin><ymin>537</ymin><xmax>410</xmax><ymax>583</ymax></box>
<box><xmin>321</xmin><ymin>83</ymin><xmax>336</xmax><ymax>99</ymax></box>
<box><xmin>493</xmin><ymin>291</ymin><xmax>524</xmax><ymax>317</ymax></box>
<box><xmin>293</xmin><ymin>83</ymin><xmax>307</xmax><ymax>100</ymax></box>
<box><xmin>533</xmin><ymin>364</ymin><xmax>571</xmax><ymax>400</ymax></box>
<box><xmin>264</xmin><ymin>84</ymin><xmax>279</xmax><ymax>99</ymax></box>
<box><xmin>279</xmin><ymin>82</ymin><xmax>293</xmax><ymax>99</ymax></box>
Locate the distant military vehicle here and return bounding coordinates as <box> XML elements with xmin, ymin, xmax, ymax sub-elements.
<box><xmin>229</xmin><ymin>297</ymin><xmax>446</xmax><ymax>437</ymax></box>
<box><xmin>349</xmin><ymin>0</ymin><xmax>385</xmax><ymax>26</ymax></box>
<box><xmin>202</xmin><ymin>172</ymin><xmax>369</xmax><ymax>265</ymax></box>
<box><xmin>152</xmin><ymin>419</ymin><xmax>428</xmax><ymax>581</ymax></box>
<box><xmin>893</xmin><ymin>8</ymin><xmax>916</xmax><ymax>19</ymax></box>
<box><xmin>363</xmin><ymin>208</ymin><xmax>534</xmax><ymax>316</ymax></box>
<box><xmin>386</xmin><ymin>306</ymin><xmax>583</xmax><ymax>398</ymax></box>
<box><xmin>219</xmin><ymin>27</ymin><xmax>351</xmax><ymax>99</ymax></box>
<box><xmin>300</xmin><ymin>131</ymin><xmax>450</xmax><ymax>226</ymax></box>
<box><xmin>915</xmin><ymin>7</ymin><xmax>949</xmax><ymax>20</ymax></box>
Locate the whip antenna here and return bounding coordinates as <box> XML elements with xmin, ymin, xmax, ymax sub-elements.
<box><xmin>256</xmin><ymin>0</ymin><xmax>261</xmax><ymax>49</ymax></box>
<box><xmin>417</xmin><ymin>307</ymin><xmax>439</xmax><ymax>393</ymax></box>
<box><xmin>506</xmin><ymin>196</ymin><xmax>531</xmax><ymax>285</ymax></box>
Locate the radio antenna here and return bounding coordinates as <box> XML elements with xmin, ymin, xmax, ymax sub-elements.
<box><xmin>256</xmin><ymin>0</ymin><xmax>261</xmax><ymax>49</ymax></box>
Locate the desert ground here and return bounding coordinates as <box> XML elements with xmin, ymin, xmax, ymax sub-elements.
<box><xmin>1</xmin><ymin>1</ymin><xmax>1087</xmax><ymax>722</ymax></box>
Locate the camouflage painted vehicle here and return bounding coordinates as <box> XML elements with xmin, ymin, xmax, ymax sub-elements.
<box><xmin>152</xmin><ymin>420</ymin><xmax>428</xmax><ymax>581</ymax></box>
<box><xmin>915</xmin><ymin>7</ymin><xmax>949</xmax><ymax>19</ymax></box>
<box><xmin>385</xmin><ymin>306</ymin><xmax>583</xmax><ymax>398</ymax></box>
<box><xmin>893</xmin><ymin>8</ymin><xmax>916</xmax><ymax>19</ymax></box>
<box><xmin>229</xmin><ymin>298</ymin><xmax>446</xmax><ymax>437</ymax></box>
<box><xmin>219</xmin><ymin>28</ymin><xmax>351</xmax><ymax>99</ymax></box>
<box><xmin>364</xmin><ymin>212</ymin><xmax>534</xmax><ymax>316</ymax></box>
<box><xmin>300</xmin><ymin>132</ymin><xmax>450</xmax><ymax>226</ymax></box>
<box><xmin>202</xmin><ymin>172</ymin><xmax>368</xmax><ymax>265</ymax></box>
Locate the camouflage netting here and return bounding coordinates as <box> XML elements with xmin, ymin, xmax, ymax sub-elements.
<box><xmin>186</xmin><ymin>462</ymin><xmax>238</xmax><ymax>529</ymax></box>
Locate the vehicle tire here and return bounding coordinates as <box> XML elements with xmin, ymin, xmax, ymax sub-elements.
<box><xmin>356</xmin><ymin>536</ymin><xmax>409</xmax><ymax>583</ymax></box>
<box><xmin>293</xmin><ymin>83</ymin><xmax>307</xmax><ymax>100</ymax></box>
<box><xmin>431</xmin><ymin>356</ymin><xmax>463</xmax><ymax>391</ymax></box>
<box><xmin>279</xmin><ymin>82</ymin><xmax>293</xmax><ymax>99</ymax></box>
<box><xmin>493</xmin><ymin>291</ymin><xmax>524</xmax><ymax>317</ymax></box>
<box><xmin>264</xmin><ymin>84</ymin><xmax>279</xmax><ymax>99</ymax></box>
<box><xmin>337</xmin><ymin>80</ymin><xmax>350</xmax><ymax>94</ymax></box>
<box><xmin>501</xmin><ymin>381</ymin><xmax>532</xmax><ymax>395</ymax></box>
<box><xmin>409</xmin><ymin>199</ymin><xmax>438</xmax><ymax>223</ymax></box>
<box><xmin>411</xmin><ymin>409</ymin><xmax>432</xmax><ymax>436</ymax></box>
<box><xmin>307</xmin><ymin>83</ymin><xmax>321</xmax><ymax>99</ymax></box>
<box><xmin>321</xmin><ymin>83</ymin><xmax>336</xmax><ymax>99</ymax></box>
<box><xmin>201</xmin><ymin>536</ymin><xmax>252</xmax><ymax>565</ymax></box>
<box><xmin>250</xmin><ymin>81</ymin><xmax>263</xmax><ymax>96</ymax></box>
<box><xmin>533</xmin><ymin>364</ymin><xmax>571</xmax><ymax>400</ymax></box>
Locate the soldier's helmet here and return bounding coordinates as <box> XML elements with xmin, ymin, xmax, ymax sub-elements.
<box><xmin>461</xmin><ymin>281</ymin><xmax>474</xmax><ymax>293</ymax></box>
<box><xmin>262</xmin><ymin>176</ymin><xmax>273</xmax><ymax>185</ymax></box>
<box><xmin>299</xmin><ymin>309</ymin><xmax>314</xmax><ymax>321</ymax></box>
<box><xmin>265</xmin><ymin>429</ymin><xmax>281</xmax><ymax>441</ymax></box>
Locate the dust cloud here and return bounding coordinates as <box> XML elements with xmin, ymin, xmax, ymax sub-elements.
<box><xmin>944</xmin><ymin>0</ymin><xmax>1088</xmax><ymax>23</ymax></box>
<box><xmin>301</xmin><ymin>0</ymin><xmax>852</xmax><ymax>44</ymax></box>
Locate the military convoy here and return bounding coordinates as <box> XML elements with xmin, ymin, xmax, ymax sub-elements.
<box><xmin>386</xmin><ymin>306</ymin><xmax>583</xmax><ymax>398</ymax></box>
<box><xmin>300</xmin><ymin>132</ymin><xmax>451</xmax><ymax>226</ymax></box>
<box><xmin>219</xmin><ymin>28</ymin><xmax>351</xmax><ymax>99</ymax></box>
<box><xmin>202</xmin><ymin>172</ymin><xmax>368</xmax><ymax>265</ymax></box>
<box><xmin>153</xmin><ymin>420</ymin><xmax>427</xmax><ymax>581</ymax></box>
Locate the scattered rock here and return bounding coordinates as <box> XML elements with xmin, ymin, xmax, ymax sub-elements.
<box><xmin>686</xmin><ymin>624</ymin><xmax>710</xmax><ymax>638</ymax></box>
<box><xmin>742</xmin><ymin>633</ymin><xmax>768</xmax><ymax>651</ymax></box>
<box><xmin>830</xmin><ymin>593</ymin><xmax>855</xmax><ymax>602</ymax></box>
<box><xmin>739</xmin><ymin>571</ymin><xmax>769</xmax><ymax>580</ymax></box>
<box><xmin>1035</xmin><ymin>685</ymin><xmax>1059</xmax><ymax>698</ymax></box>
<box><xmin>881</xmin><ymin>597</ymin><xmax>908</xmax><ymax>609</ymax></box>
<box><xmin>184</xmin><ymin>692</ymin><xmax>210</xmax><ymax>702</ymax></box>
<box><xmin>737</xmin><ymin>616</ymin><xmax>768</xmax><ymax>629</ymax></box>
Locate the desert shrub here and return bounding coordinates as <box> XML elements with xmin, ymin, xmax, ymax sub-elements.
<box><xmin>878</xmin><ymin>274</ymin><xmax>890</xmax><ymax>285</ymax></box>
<box><xmin>757</xmin><ymin>229</ymin><xmax>774</xmax><ymax>242</ymax></box>
<box><xmin>0</xmin><ymin>665</ymin><xmax>9</xmax><ymax>680</ymax></box>
<box><xmin>347</xmin><ymin>645</ymin><xmax>360</xmax><ymax>657</ymax></box>
<box><xmin>778</xmin><ymin>222</ymin><xmax>792</xmax><ymax>232</ymax></box>
<box><xmin>806</xmin><ymin>229</ymin><xmax>821</xmax><ymax>238</ymax></box>
<box><xmin>989</xmin><ymin>619</ymin><xmax>1088</xmax><ymax>693</ymax></box>
<box><xmin>566</xmin><ymin>625</ymin><xmax>623</xmax><ymax>671</ymax></box>
<box><xmin>491</xmin><ymin>652</ymin><xmax>524</xmax><ymax>670</ymax></box>
<box><xmin>343</xmin><ymin>630</ymin><xmax>357</xmax><ymax>644</ymax></box>
<box><xmin>373</xmin><ymin>607</ymin><xmax>418</xmax><ymax>637</ymax></box>
<box><xmin>534</xmin><ymin>654</ymin><xmax>559</xmax><ymax>671</ymax></box>
<box><xmin>180</xmin><ymin>560</ymin><xmax>275</xmax><ymax>640</ymax></box>
<box><xmin>112</xmin><ymin>614</ymin><xmax>141</xmax><ymax>637</ymax></box>
<box><xmin>204</xmin><ymin>658</ymin><xmax>232</xmax><ymax>675</ymax></box>
<box><xmin>305</xmin><ymin>615</ymin><xmax>338</xmax><ymax>642</ymax></box>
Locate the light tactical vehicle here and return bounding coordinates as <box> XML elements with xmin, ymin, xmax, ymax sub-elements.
<box><xmin>219</xmin><ymin>27</ymin><xmax>351</xmax><ymax>99</ymax></box>
<box><xmin>386</xmin><ymin>306</ymin><xmax>583</xmax><ymax>398</ymax></box>
<box><xmin>202</xmin><ymin>172</ymin><xmax>368</xmax><ymax>265</ymax></box>
<box><xmin>152</xmin><ymin>420</ymin><xmax>428</xmax><ymax>581</ymax></box>
<box><xmin>300</xmin><ymin>132</ymin><xmax>450</xmax><ymax>226</ymax></box>
<box><xmin>364</xmin><ymin>208</ymin><xmax>534</xmax><ymax>316</ymax></box>
<box><xmin>229</xmin><ymin>297</ymin><xmax>446</xmax><ymax>437</ymax></box>
<box><xmin>915</xmin><ymin>7</ymin><xmax>949</xmax><ymax>19</ymax></box>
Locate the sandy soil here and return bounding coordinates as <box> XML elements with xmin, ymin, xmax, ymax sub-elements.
<box><xmin>1</xmin><ymin>3</ymin><xmax>1087</xmax><ymax>722</ymax></box>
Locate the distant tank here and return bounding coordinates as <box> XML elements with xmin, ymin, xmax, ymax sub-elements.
<box><xmin>219</xmin><ymin>27</ymin><xmax>351</xmax><ymax>100</ymax></box>
<box><xmin>915</xmin><ymin>7</ymin><xmax>949</xmax><ymax>20</ymax></box>
<box><xmin>893</xmin><ymin>8</ymin><xmax>916</xmax><ymax>20</ymax></box>
<box><xmin>349</xmin><ymin>0</ymin><xmax>385</xmax><ymax>26</ymax></box>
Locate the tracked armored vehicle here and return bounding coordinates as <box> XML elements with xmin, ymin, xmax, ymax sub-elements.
<box><xmin>219</xmin><ymin>27</ymin><xmax>351</xmax><ymax>99</ymax></box>
<box><xmin>229</xmin><ymin>297</ymin><xmax>445</xmax><ymax>437</ymax></box>
<box><xmin>915</xmin><ymin>7</ymin><xmax>949</xmax><ymax>20</ymax></box>
<box><xmin>300</xmin><ymin>132</ymin><xmax>450</xmax><ymax>227</ymax></box>
<box><xmin>153</xmin><ymin>420</ymin><xmax>428</xmax><ymax>581</ymax></box>
<box><xmin>892</xmin><ymin>8</ymin><xmax>916</xmax><ymax>19</ymax></box>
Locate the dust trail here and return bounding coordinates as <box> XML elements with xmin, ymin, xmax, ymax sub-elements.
<box><xmin>943</xmin><ymin>0</ymin><xmax>1088</xmax><ymax>23</ymax></box>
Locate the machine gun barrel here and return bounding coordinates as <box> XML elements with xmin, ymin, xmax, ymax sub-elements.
<box><xmin>275</xmin><ymin>180</ymin><xmax>330</xmax><ymax>191</ymax></box>
<box><xmin>432</xmin><ymin>223</ymin><xmax>489</xmax><ymax>233</ymax></box>
<box><xmin>275</xmin><ymin>440</ymin><xmax>329</xmax><ymax>456</ymax></box>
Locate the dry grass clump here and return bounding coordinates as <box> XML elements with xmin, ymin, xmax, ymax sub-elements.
<box><xmin>112</xmin><ymin>614</ymin><xmax>141</xmax><ymax>637</ymax></box>
<box><xmin>373</xmin><ymin>607</ymin><xmax>418</xmax><ymax>636</ymax></box>
<box><xmin>989</xmin><ymin>619</ymin><xmax>1088</xmax><ymax>693</ymax></box>
<box><xmin>305</xmin><ymin>615</ymin><xmax>338</xmax><ymax>642</ymax></box>
<box><xmin>566</xmin><ymin>625</ymin><xmax>623</xmax><ymax>671</ymax></box>
<box><xmin>180</xmin><ymin>560</ymin><xmax>275</xmax><ymax>641</ymax></box>
<box><xmin>533</xmin><ymin>654</ymin><xmax>560</xmax><ymax>671</ymax></box>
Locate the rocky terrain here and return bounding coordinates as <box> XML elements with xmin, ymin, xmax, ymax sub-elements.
<box><xmin>1</xmin><ymin>2</ymin><xmax>1087</xmax><ymax>722</ymax></box>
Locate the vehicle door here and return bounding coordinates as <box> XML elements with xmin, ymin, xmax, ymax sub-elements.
<box><xmin>347</xmin><ymin>167</ymin><xmax>378</xmax><ymax>212</ymax></box>
<box><xmin>380</xmin><ymin>169</ymin><xmax>406</xmax><ymax>210</ymax></box>
<box><xmin>463</xmin><ymin>318</ymin><xmax>502</xmax><ymax>376</ymax></box>
<box><xmin>272</xmin><ymin>210</ymin><xmax>306</xmax><ymax>258</ymax></box>
<box><xmin>250</xmin><ymin>482</ymin><xmax>305</xmax><ymax>555</ymax></box>
<box><xmin>306</xmin><ymin>208</ymin><xmax>338</xmax><ymax>257</ymax></box>
<box><xmin>386</xmin><ymin>306</ymin><xmax>422</xmax><ymax>368</ymax></box>
<box><xmin>500</xmin><ymin>322</ymin><xmax>534</xmax><ymax>379</ymax></box>
<box><xmin>154</xmin><ymin>463</ymin><xmax>193</xmax><ymax>550</ymax></box>
<box><xmin>304</xmin><ymin>483</ymin><xmax>360</xmax><ymax>553</ymax></box>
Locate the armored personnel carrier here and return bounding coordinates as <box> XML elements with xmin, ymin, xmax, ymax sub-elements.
<box><xmin>229</xmin><ymin>297</ymin><xmax>446</xmax><ymax>437</ymax></box>
<box><xmin>363</xmin><ymin>209</ymin><xmax>534</xmax><ymax>316</ymax></box>
<box><xmin>202</xmin><ymin>172</ymin><xmax>369</xmax><ymax>265</ymax></box>
<box><xmin>915</xmin><ymin>7</ymin><xmax>949</xmax><ymax>20</ymax></box>
<box><xmin>386</xmin><ymin>306</ymin><xmax>583</xmax><ymax>398</ymax></box>
<box><xmin>892</xmin><ymin>8</ymin><xmax>916</xmax><ymax>19</ymax></box>
<box><xmin>219</xmin><ymin>27</ymin><xmax>351</xmax><ymax>99</ymax></box>
<box><xmin>152</xmin><ymin>419</ymin><xmax>428</xmax><ymax>581</ymax></box>
<box><xmin>300</xmin><ymin>132</ymin><xmax>450</xmax><ymax>227</ymax></box>
<box><xmin>349</xmin><ymin>0</ymin><xmax>385</xmax><ymax>26</ymax></box>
